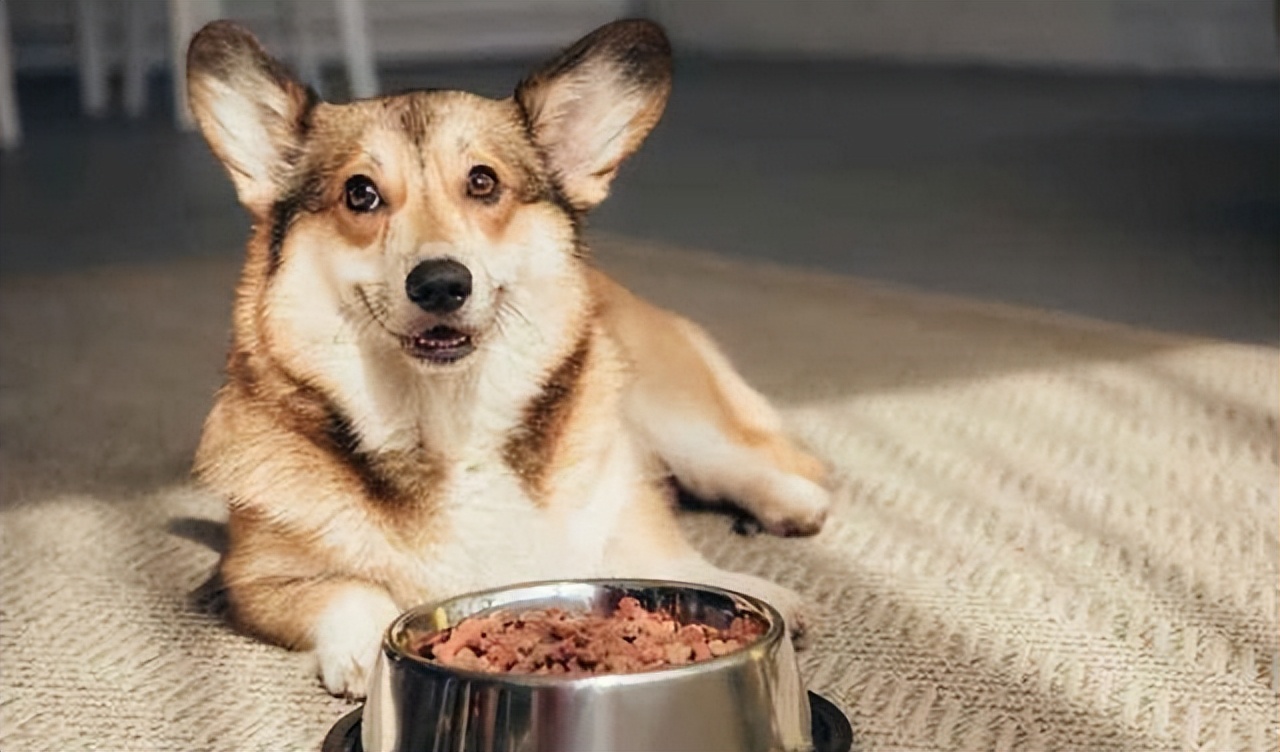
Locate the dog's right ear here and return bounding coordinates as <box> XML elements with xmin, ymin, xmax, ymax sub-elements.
<box><xmin>187</xmin><ymin>21</ymin><xmax>315</xmax><ymax>215</ymax></box>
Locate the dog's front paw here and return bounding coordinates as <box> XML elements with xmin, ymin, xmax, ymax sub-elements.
<box><xmin>750</xmin><ymin>474</ymin><xmax>831</xmax><ymax>538</ymax></box>
<box><xmin>311</xmin><ymin>587</ymin><xmax>401</xmax><ymax>700</ymax></box>
<box><xmin>316</xmin><ymin>643</ymin><xmax>378</xmax><ymax>700</ymax></box>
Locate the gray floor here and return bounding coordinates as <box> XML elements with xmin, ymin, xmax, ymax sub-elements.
<box><xmin>2</xmin><ymin>58</ymin><xmax>1276</xmax><ymax>343</ymax></box>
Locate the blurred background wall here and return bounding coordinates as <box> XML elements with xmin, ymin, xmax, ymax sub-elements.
<box><xmin>7</xmin><ymin>0</ymin><xmax>628</xmax><ymax>72</ymax></box>
<box><xmin>7</xmin><ymin>0</ymin><xmax>1277</xmax><ymax>79</ymax></box>
<box><xmin>645</xmin><ymin>0</ymin><xmax>1277</xmax><ymax>78</ymax></box>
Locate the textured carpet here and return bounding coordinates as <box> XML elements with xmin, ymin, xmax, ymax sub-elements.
<box><xmin>1</xmin><ymin>235</ymin><xmax>1277</xmax><ymax>752</ymax></box>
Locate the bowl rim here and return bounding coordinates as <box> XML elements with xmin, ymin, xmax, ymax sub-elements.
<box><xmin>380</xmin><ymin>578</ymin><xmax>787</xmax><ymax>688</ymax></box>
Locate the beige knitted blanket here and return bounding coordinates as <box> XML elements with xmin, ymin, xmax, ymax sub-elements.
<box><xmin>2</xmin><ymin>236</ymin><xmax>1276</xmax><ymax>751</ymax></box>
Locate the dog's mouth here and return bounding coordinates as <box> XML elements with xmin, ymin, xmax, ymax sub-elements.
<box><xmin>356</xmin><ymin>287</ymin><xmax>478</xmax><ymax>366</ymax></box>
<box><xmin>400</xmin><ymin>325</ymin><xmax>475</xmax><ymax>364</ymax></box>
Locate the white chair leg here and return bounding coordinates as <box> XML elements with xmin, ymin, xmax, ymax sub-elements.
<box><xmin>0</xmin><ymin>0</ymin><xmax>21</xmax><ymax>149</ymax></box>
<box><xmin>286</xmin><ymin>1</ymin><xmax>322</xmax><ymax>95</ymax></box>
<box><xmin>334</xmin><ymin>0</ymin><xmax>377</xmax><ymax>99</ymax></box>
<box><xmin>123</xmin><ymin>0</ymin><xmax>151</xmax><ymax>118</ymax></box>
<box><xmin>167</xmin><ymin>0</ymin><xmax>221</xmax><ymax>130</ymax></box>
<box><xmin>74</xmin><ymin>0</ymin><xmax>110</xmax><ymax>117</ymax></box>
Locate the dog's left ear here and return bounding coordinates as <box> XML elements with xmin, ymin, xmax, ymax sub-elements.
<box><xmin>516</xmin><ymin>20</ymin><xmax>672</xmax><ymax>211</ymax></box>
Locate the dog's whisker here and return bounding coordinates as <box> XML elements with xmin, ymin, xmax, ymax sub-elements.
<box><xmin>498</xmin><ymin>300</ymin><xmax>542</xmax><ymax>346</ymax></box>
<box><xmin>503</xmin><ymin>300</ymin><xmax>533</xmax><ymax>328</ymax></box>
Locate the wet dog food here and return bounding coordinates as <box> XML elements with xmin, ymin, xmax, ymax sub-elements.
<box><xmin>410</xmin><ymin>596</ymin><xmax>765</xmax><ymax>675</ymax></box>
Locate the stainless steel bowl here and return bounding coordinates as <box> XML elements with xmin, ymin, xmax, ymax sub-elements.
<box><xmin>362</xmin><ymin>579</ymin><xmax>814</xmax><ymax>752</ymax></box>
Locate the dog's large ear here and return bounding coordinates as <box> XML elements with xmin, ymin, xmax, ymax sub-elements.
<box><xmin>187</xmin><ymin>21</ymin><xmax>315</xmax><ymax>215</ymax></box>
<box><xmin>515</xmin><ymin>20</ymin><xmax>672</xmax><ymax>211</ymax></box>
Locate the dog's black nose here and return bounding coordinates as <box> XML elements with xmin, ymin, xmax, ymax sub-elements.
<box><xmin>405</xmin><ymin>259</ymin><xmax>472</xmax><ymax>314</ymax></box>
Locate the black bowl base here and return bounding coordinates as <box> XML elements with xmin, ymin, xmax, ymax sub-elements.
<box><xmin>322</xmin><ymin>690</ymin><xmax>853</xmax><ymax>752</ymax></box>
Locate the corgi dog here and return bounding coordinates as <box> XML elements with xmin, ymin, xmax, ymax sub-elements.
<box><xmin>187</xmin><ymin>18</ymin><xmax>830</xmax><ymax>698</ymax></box>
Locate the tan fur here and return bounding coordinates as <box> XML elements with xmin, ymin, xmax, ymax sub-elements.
<box><xmin>592</xmin><ymin>270</ymin><xmax>830</xmax><ymax>534</ymax></box>
<box><xmin>188</xmin><ymin>19</ymin><xmax>830</xmax><ymax>698</ymax></box>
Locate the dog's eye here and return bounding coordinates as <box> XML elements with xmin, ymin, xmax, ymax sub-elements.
<box><xmin>344</xmin><ymin>175</ymin><xmax>382</xmax><ymax>213</ymax></box>
<box><xmin>466</xmin><ymin>165</ymin><xmax>498</xmax><ymax>199</ymax></box>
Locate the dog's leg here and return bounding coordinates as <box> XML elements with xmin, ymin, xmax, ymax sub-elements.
<box><xmin>221</xmin><ymin>549</ymin><xmax>399</xmax><ymax>699</ymax></box>
<box><xmin>594</xmin><ymin>271</ymin><xmax>831</xmax><ymax>536</ymax></box>
<box><xmin>309</xmin><ymin>582</ymin><xmax>402</xmax><ymax>699</ymax></box>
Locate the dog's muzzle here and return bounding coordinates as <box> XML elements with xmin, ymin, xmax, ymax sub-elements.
<box><xmin>400</xmin><ymin>259</ymin><xmax>476</xmax><ymax>364</ymax></box>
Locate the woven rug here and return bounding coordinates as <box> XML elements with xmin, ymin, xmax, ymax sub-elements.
<box><xmin>2</xmin><ymin>235</ymin><xmax>1276</xmax><ymax>752</ymax></box>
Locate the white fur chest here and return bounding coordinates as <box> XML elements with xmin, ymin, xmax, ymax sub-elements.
<box><xmin>292</xmin><ymin>298</ymin><xmax>640</xmax><ymax>603</ymax></box>
<box><xmin>392</xmin><ymin>428</ymin><xmax>640</xmax><ymax>603</ymax></box>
